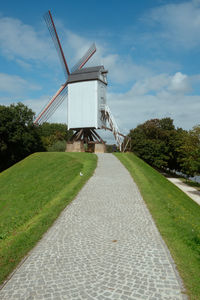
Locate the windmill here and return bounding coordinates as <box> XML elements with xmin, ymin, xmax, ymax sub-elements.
<box><xmin>34</xmin><ymin>10</ymin><xmax>126</xmax><ymax>152</ymax></box>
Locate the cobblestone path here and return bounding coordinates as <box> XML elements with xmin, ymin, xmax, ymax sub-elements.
<box><xmin>0</xmin><ymin>154</ymin><xmax>187</xmax><ymax>300</ymax></box>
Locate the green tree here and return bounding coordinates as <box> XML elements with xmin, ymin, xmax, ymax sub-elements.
<box><xmin>129</xmin><ymin>118</ymin><xmax>200</xmax><ymax>177</ymax></box>
<box><xmin>129</xmin><ymin>118</ymin><xmax>192</xmax><ymax>170</ymax></box>
<box><xmin>0</xmin><ymin>103</ymin><xmax>44</xmax><ymax>172</ymax></box>
<box><xmin>177</xmin><ymin>126</ymin><xmax>200</xmax><ymax>178</ymax></box>
<box><xmin>129</xmin><ymin>118</ymin><xmax>178</xmax><ymax>169</ymax></box>
<box><xmin>37</xmin><ymin>122</ymin><xmax>73</xmax><ymax>150</ymax></box>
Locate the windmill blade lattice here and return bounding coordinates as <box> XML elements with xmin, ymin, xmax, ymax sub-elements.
<box><xmin>39</xmin><ymin>87</ymin><xmax>68</xmax><ymax>124</ymax></box>
<box><xmin>44</xmin><ymin>11</ymin><xmax>70</xmax><ymax>79</ymax></box>
<box><xmin>34</xmin><ymin>84</ymin><xmax>68</xmax><ymax>125</ymax></box>
<box><xmin>71</xmin><ymin>43</ymin><xmax>96</xmax><ymax>73</ymax></box>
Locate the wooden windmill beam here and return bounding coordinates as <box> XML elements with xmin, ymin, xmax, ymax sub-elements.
<box><xmin>69</xmin><ymin>128</ymin><xmax>105</xmax><ymax>144</ymax></box>
<box><xmin>87</xmin><ymin>129</ymin><xmax>94</xmax><ymax>142</ymax></box>
<box><xmin>101</xmin><ymin>126</ymin><xmax>126</xmax><ymax>138</ymax></box>
<box><xmin>48</xmin><ymin>10</ymin><xmax>70</xmax><ymax>76</ymax></box>
<box><xmin>91</xmin><ymin>129</ymin><xmax>105</xmax><ymax>144</ymax></box>
<box><xmin>74</xmin><ymin>129</ymin><xmax>83</xmax><ymax>141</ymax></box>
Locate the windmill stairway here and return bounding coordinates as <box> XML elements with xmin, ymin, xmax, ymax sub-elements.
<box><xmin>101</xmin><ymin>105</ymin><xmax>129</xmax><ymax>152</ymax></box>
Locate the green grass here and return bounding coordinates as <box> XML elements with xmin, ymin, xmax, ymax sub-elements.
<box><xmin>0</xmin><ymin>152</ymin><xmax>97</xmax><ymax>285</ymax></box>
<box><xmin>115</xmin><ymin>153</ymin><xmax>200</xmax><ymax>300</ymax></box>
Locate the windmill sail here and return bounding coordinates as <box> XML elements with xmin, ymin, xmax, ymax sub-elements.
<box><xmin>34</xmin><ymin>84</ymin><xmax>68</xmax><ymax>125</ymax></box>
<box><xmin>34</xmin><ymin>10</ymin><xmax>71</xmax><ymax>125</ymax></box>
<box><xmin>35</xmin><ymin>12</ymin><xmax>99</xmax><ymax>130</ymax></box>
<box><xmin>71</xmin><ymin>43</ymin><xmax>96</xmax><ymax>73</ymax></box>
<box><xmin>39</xmin><ymin>87</ymin><xmax>68</xmax><ymax>124</ymax></box>
<box><xmin>44</xmin><ymin>10</ymin><xmax>70</xmax><ymax>79</ymax></box>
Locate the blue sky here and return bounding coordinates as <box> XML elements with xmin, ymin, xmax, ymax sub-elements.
<box><xmin>0</xmin><ymin>0</ymin><xmax>200</xmax><ymax>142</ymax></box>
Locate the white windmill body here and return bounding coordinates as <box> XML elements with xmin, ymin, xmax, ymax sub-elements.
<box><xmin>67</xmin><ymin>66</ymin><xmax>107</xmax><ymax>130</ymax></box>
<box><xmin>34</xmin><ymin>10</ymin><xmax>126</xmax><ymax>152</ymax></box>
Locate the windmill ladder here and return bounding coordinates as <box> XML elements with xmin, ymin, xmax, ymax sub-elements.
<box><xmin>104</xmin><ymin>105</ymin><xmax>124</xmax><ymax>151</ymax></box>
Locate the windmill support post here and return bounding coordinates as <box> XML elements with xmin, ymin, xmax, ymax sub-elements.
<box><xmin>66</xmin><ymin>128</ymin><xmax>106</xmax><ymax>153</ymax></box>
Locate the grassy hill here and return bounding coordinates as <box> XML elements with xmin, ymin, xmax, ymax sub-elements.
<box><xmin>115</xmin><ymin>153</ymin><xmax>200</xmax><ymax>300</ymax></box>
<box><xmin>0</xmin><ymin>152</ymin><xmax>97</xmax><ymax>285</ymax></box>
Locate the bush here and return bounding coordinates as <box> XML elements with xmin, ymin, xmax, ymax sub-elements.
<box><xmin>48</xmin><ymin>140</ymin><xmax>66</xmax><ymax>152</ymax></box>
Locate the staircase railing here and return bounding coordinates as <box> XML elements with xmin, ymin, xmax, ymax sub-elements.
<box><xmin>103</xmin><ymin>105</ymin><xmax>124</xmax><ymax>151</ymax></box>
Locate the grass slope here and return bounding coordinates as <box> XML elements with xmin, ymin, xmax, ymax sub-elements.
<box><xmin>115</xmin><ymin>153</ymin><xmax>200</xmax><ymax>300</ymax></box>
<box><xmin>0</xmin><ymin>152</ymin><xmax>97</xmax><ymax>285</ymax></box>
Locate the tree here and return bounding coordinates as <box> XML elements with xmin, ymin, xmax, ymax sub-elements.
<box><xmin>37</xmin><ymin>122</ymin><xmax>73</xmax><ymax>150</ymax></box>
<box><xmin>129</xmin><ymin>118</ymin><xmax>200</xmax><ymax>177</ymax></box>
<box><xmin>0</xmin><ymin>103</ymin><xmax>44</xmax><ymax>172</ymax></box>
<box><xmin>129</xmin><ymin>118</ymin><xmax>178</xmax><ymax>169</ymax></box>
<box><xmin>177</xmin><ymin>126</ymin><xmax>200</xmax><ymax>178</ymax></box>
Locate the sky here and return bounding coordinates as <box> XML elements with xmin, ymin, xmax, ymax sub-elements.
<box><xmin>0</xmin><ymin>0</ymin><xmax>200</xmax><ymax>143</ymax></box>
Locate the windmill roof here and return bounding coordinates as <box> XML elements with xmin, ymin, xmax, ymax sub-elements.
<box><xmin>67</xmin><ymin>66</ymin><xmax>108</xmax><ymax>85</ymax></box>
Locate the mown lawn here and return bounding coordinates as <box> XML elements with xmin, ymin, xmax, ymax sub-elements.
<box><xmin>115</xmin><ymin>153</ymin><xmax>200</xmax><ymax>300</ymax></box>
<box><xmin>0</xmin><ymin>152</ymin><xmax>97</xmax><ymax>285</ymax></box>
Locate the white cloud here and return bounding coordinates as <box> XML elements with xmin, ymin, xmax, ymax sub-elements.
<box><xmin>168</xmin><ymin>72</ymin><xmax>191</xmax><ymax>93</ymax></box>
<box><xmin>22</xmin><ymin>93</ymin><xmax>68</xmax><ymax>123</ymax></box>
<box><xmin>146</xmin><ymin>59</ymin><xmax>181</xmax><ymax>74</ymax></box>
<box><xmin>61</xmin><ymin>30</ymin><xmax>152</xmax><ymax>84</ymax></box>
<box><xmin>15</xmin><ymin>59</ymin><xmax>32</xmax><ymax>69</ymax></box>
<box><xmin>125</xmin><ymin>72</ymin><xmax>191</xmax><ymax>97</ymax></box>
<box><xmin>107</xmin><ymin>71</ymin><xmax>199</xmax><ymax>133</ymax></box>
<box><xmin>146</xmin><ymin>0</ymin><xmax>200</xmax><ymax>49</ymax></box>
<box><xmin>0</xmin><ymin>73</ymin><xmax>41</xmax><ymax>95</ymax></box>
<box><xmin>0</xmin><ymin>14</ymin><xmax>153</xmax><ymax>87</ymax></box>
<box><xmin>108</xmin><ymin>88</ymin><xmax>200</xmax><ymax>133</ymax></box>
<box><xmin>129</xmin><ymin>74</ymin><xmax>169</xmax><ymax>96</ymax></box>
<box><xmin>0</xmin><ymin>16</ymin><xmax>56</xmax><ymax>66</ymax></box>
<box><xmin>63</xmin><ymin>30</ymin><xmax>93</xmax><ymax>65</ymax></box>
<box><xmin>101</xmin><ymin>54</ymin><xmax>152</xmax><ymax>84</ymax></box>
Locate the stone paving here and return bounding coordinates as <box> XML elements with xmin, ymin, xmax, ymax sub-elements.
<box><xmin>0</xmin><ymin>154</ymin><xmax>187</xmax><ymax>300</ymax></box>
